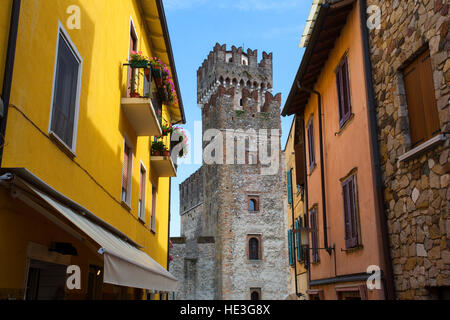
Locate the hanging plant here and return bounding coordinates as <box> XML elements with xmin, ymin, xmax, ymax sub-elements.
<box><xmin>128</xmin><ymin>51</ymin><xmax>149</xmax><ymax>68</ymax></box>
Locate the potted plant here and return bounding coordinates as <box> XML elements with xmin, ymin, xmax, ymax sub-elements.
<box><xmin>129</xmin><ymin>51</ymin><xmax>149</xmax><ymax>69</ymax></box>
<box><xmin>151</xmin><ymin>140</ymin><xmax>165</xmax><ymax>156</ymax></box>
<box><xmin>161</xmin><ymin>122</ymin><xmax>174</xmax><ymax>137</ymax></box>
<box><xmin>162</xmin><ymin>148</ymin><xmax>171</xmax><ymax>157</ymax></box>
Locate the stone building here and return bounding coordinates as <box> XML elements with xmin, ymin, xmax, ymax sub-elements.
<box><xmin>170</xmin><ymin>44</ymin><xmax>290</xmax><ymax>300</ymax></box>
<box><xmin>367</xmin><ymin>0</ymin><xmax>449</xmax><ymax>299</ymax></box>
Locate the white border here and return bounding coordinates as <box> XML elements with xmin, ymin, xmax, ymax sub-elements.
<box><xmin>48</xmin><ymin>21</ymin><xmax>83</xmax><ymax>155</ymax></box>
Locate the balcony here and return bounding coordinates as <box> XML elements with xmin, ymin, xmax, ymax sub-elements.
<box><xmin>121</xmin><ymin>63</ymin><xmax>163</xmax><ymax>137</ymax></box>
<box><xmin>121</xmin><ymin>97</ymin><xmax>162</xmax><ymax>136</ymax></box>
<box><xmin>151</xmin><ymin>155</ymin><xmax>177</xmax><ymax>177</ymax></box>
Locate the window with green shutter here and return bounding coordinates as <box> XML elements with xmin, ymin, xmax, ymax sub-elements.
<box><xmin>288</xmin><ymin>229</ymin><xmax>294</xmax><ymax>266</ymax></box>
<box><xmin>287</xmin><ymin>169</ymin><xmax>293</xmax><ymax>205</ymax></box>
<box><xmin>296</xmin><ymin>218</ymin><xmax>303</xmax><ymax>262</ymax></box>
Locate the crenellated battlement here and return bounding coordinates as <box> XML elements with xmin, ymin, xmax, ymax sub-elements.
<box><xmin>197</xmin><ymin>43</ymin><xmax>273</xmax><ymax>107</ymax></box>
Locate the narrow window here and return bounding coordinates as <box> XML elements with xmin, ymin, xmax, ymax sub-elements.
<box><xmin>250</xmin><ymin>288</ymin><xmax>261</xmax><ymax>300</ymax></box>
<box><xmin>248</xmin><ymin>196</ymin><xmax>259</xmax><ymax>212</ymax></box>
<box><xmin>403</xmin><ymin>48</ymin><xmax>440</xmax><ymax>148</ymax></box>
<box><xmin>342</xmin><ymin>175</ymin><xmax>360</xmax><ymax>249</ymax></box>
<box><xmin>296</xmin><ymin>218</ymin><xmax>303</xmax><ymax>262</ymax></box>
<box><xmin>248</xmin><ymin>237</ymin><xmax>260</xmax><ymax>260</ymax></box>
<box><xmin>286</xmin><ymin>169</ymin><xmax>293</xmax><ymax>205</ymax></box>
<box><xmin>288</xmin><ymin>229</ymin><xmax>294</xmax><ymax>266</ymax></box>
<box><xmin>138</xmin><ymin>165</ymin><xmax>146</xmax><ymax>221</ymax></box>
<box><xmin>307</xmin><ymin>118</ymin><xmax>315</xmax><ymax>169</ymax></box>
<box><xmin>336</xmin><ymin>56</ymin><xmax>352</xmax><ymax>127</ymax></box>
<box><xmin>121</xmin><ymin>143</ymin><xmax>132</xmax><ymax>205</ymax></box>
<box><xmin>128</xmin><ymin>22</ymin><xmax>138</xmax><ymax>97</ymax></box>
<box><xmin>50</xmin><ymin>26</ymin><xmax>82</xmax><ymax>150</ymax></box>
<box><xmin>310</xmin><ymin>208</ymin><xmax>319</xmax><ymax>263</ymax></box>
<box><xmin>150</xmin><ymin>185</ymin><xmax>157</xmax><ymax>232</ymax></box>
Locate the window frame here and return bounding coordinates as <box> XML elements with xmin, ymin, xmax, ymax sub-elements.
<box><xmin>250</xmin><ymin>288</ymin><xmax>261</xmax><ymax>300</ymax></box>
<box><xmin>247</xmin><ymin>234</ymin><xmax>262</xmax><ymax>261</ymax></box>
<box><xmin>335</xmin><ymin>54</ymin><xmax>352</xmax><ymax>128</ymax></box>
<box><xmin>309</xmin><ymin>207</ymin><xmax>320</xmax><ymax>263</ymax></box>
<box><xmin>127</xmin><ymin>17</ymin><xmax>139</xmax><ymax>97</ymax></box>
<box><xmin>138</xmin><ymin>162</ymin><xmax>147</xmax><ymax>222</ymax></box>
<box><xmin>306</xmin><ymin>116</ymin><xmax>316</xmax><ymax>171</ymax></box>
<box><xmin>247</xmin><ymin>195</ymin><xmax>260</xmax><ymax>212</ymax></box>
<box><xmin>150</xmin><ymin>183</ymin><xmax>157</xmax><ymax>233</ymax></box>
<box><xmin>402</xmin><ymin>48</ymin><xmax>441</xmax><ymax>149</ymax></box>
<box><xmin>121</xmin><ymin>140</ymin><xmax>133</xmax><ymax>207</ymax></box>
<box><xmin>341</xmin><ymin>173</ymin><xmax>361</xmax><ymax>249</ymax></box>
<box><xmin>48</xmin><ymin>21</ymin><xmax>83</xmax><ymax>155</ymax></box>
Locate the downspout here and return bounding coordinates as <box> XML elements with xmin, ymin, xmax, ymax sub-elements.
<box><xmin>0</xmin><ymin>0</ymin><xmax>21</xmax><ymax>167</ymax></box>
<box><xmin>289</xmin><ymin>168</ymin><xmax>299</xmax><ymax>298</ymax></box>
<box><xmin>167</xmin><ymin>177</ymin><xmax>172</xmax><ymax>271</ymax></box>
<box><xmin>359</xmin><ymin>0</ymin><xmax>395</xmax><ymax>300</ymax></box>
<box><xmin>297</xmin><ymin>83</ymin><xmax>330</xmax><ymax>253</ymax></box>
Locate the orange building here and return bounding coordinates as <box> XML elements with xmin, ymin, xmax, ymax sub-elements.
<box><xmin>282</xmin><ymin>0</ymin><xmax>394</xmax><ymax>300</ymax></box>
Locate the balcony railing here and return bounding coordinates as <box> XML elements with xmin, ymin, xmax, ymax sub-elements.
<box><xmin>121</xmin><ymin>63</ymin><xmax>164</xmax><ymax>136</ymax></box>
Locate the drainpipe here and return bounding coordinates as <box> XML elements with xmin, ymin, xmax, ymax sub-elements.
<box><xmin>359</xmin><ymin>0</ymin><xmax>395</xmax><ymax>300</ymax></box>
<box><xmin>0</xmin><ymin>0</ymin><xmax>21</xmax><ymax>167</ymax></box>
<box><xmin>297</xmin><ymin>83</ymin><xmax>330</xmax><ymax>253</ymax></box>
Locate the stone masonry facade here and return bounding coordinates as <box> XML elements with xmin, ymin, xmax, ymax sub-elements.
<box><xmin>170</xmin><ymin>44</ymin><xmax>290</xmax><ymax>300</ymax></box>
<box><xmin>367</xmin><ymin>0</ymin><xmax>449</xmax><ymax>299</ymax></box>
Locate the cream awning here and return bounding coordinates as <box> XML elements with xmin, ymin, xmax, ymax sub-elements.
<box><xmin>14</xmin><ymin>178</ymin><xmax>177</xmax><ymax>292</ymax></box>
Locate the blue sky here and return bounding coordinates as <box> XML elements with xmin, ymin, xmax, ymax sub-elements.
<box><xmin>164</xmin><ymin>0</ymin><xmax>313</xmax><ymax>236</ymax></box>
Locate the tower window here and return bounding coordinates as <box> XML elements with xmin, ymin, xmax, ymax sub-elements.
<box><xmin>247</xmin><ymin>235</ymin><xmax>262</xmax><ymax>261</ymax></box>
<box><xmin>250</xmin><ymin>288</ymin><xmax>261</xmax><ymax>300</ymax></box>
<box><xmin>247</xmin><ymin>196</ymin><xmax>259</xmax><ymax>212</ymax></box>
<box><xmin>240</xmin><ymin>98</ymin><xmax>243</xmax><ymax>107</ymax></box>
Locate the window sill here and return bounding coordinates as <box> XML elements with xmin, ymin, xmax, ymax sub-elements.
<box><xmin>49</xmin><ymin>131</ymin><xmax>76</xmax><ymax>159</ymax></box>
<box><xmin>335</xmin><ymin>113</ymin><xmax>355</xmax><ymax>136</ymax></box>
<box><xmin>341</xmin><ymin>244</ymin><xmax>364</xmax><ymax>253</ymax></box>
<box><xmin>398</xmin><ymin>134</ymin><xmax>446</xmax><ymax>163</ymax></box>
<box><xmin>121</xmin><ymin>200</ymin><xmax>131</xmax><ymax>211</ymax></box>
<box><xmin>138</xmin><ymin>216</ymin><xmax>146</xmax><ymax>225</ymax></box>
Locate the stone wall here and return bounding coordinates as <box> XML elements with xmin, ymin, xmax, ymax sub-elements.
<box><xmin>367</xmin><ymin>0</ymin><xmax>449</xmax><ymax>299</ymax></box>
<box><xmin>169</xmin><ymin>237</ymin><xmax>215</xmax><ymax>300</ymax></box>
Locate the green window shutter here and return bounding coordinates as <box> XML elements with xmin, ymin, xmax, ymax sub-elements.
<box><xmin>288</xmin><ymin>229</ymin><xmax>294</xmax><ymax>266</ymax></box>
<box><xmin>296</xmin><ymin>218</ymin><xmax>303</xmax><ymax>262</ymax></box>
<box><xmin>287</xmin><ymin>170</ymin><xmax>293</xmax><ymax>205</ymax></box>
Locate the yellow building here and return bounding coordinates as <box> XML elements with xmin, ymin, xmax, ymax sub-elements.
<box><xmin>0</xmin><ymin>0</ymin><xmax>185</xmax><ymax>300</ymax></box>
<box><xmin>284</xmin><ymin>116</ymin><xmax>309</xmax><ymax>299</ymax></box>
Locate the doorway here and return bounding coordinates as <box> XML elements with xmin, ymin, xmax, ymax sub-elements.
<box><xmin>25</xmin><ymin>259</ymin><xmax>67</xmax><ymax>300</ymax></box>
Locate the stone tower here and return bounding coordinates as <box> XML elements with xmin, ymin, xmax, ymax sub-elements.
<box><xmin>170</xmin><ymin>44</ymin><xmax>289</xmax><ymax>300</ymax></box>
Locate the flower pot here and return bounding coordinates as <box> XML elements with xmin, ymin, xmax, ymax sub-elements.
<box><xmin>152</xmin><ymin>151</ymin><xmax>161</xmax><ymax>156</ymax></box>
<box><xmin>158</xmin><ymin>87</ymin><xmax>169</xmax><ymax>104</ymax></box>
<box><xmin>130</xmin><ymin>60</ymin><xmax>148</xmax><ymax>68</ymax></box>
<box><xmin>130</xmin><ymin>92</ymin><xmax>141</xmax><ymax>98</ymax></box>
<box><xmin>163</xmin><ymin>150</ymin><xmax>171</xmax><ymax>157</ymax></box>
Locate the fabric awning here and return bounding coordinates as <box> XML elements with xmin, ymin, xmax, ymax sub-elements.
<box><xmin>17</xmin><ymin>179</ymin><xmax>178</xmax><ymax>292</ymax></box>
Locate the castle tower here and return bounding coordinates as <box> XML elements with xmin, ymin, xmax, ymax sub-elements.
<box><xmin>170</xmin><ymin>44</ymin><xmax>289</xmax><ymax>300</ymax></box>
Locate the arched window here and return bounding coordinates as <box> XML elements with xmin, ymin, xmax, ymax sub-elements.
<box><xmin>249</xmin><ymin>237</ymin><xmax>259</xmax><ymax>260</ymax></box>
<box><xmin>248</xmin><ymin>196</ymin><xmax>259</xmax><ymax>212</ymax></box>
<box><xmin>249</xmin><ymin>199</ymin><xmax>256</xmax><ymax>211</ymax></box>
<box><xmin>250</xmin><ymin>289</ymin><xmax>261</xmax><ymax>300</ymax></box>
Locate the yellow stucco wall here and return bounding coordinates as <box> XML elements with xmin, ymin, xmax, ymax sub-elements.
<box><xmin>0</xmin><ymin>0</ymin><xmax>12</xmax><ymax>91</ymax></box>
<box><xmin>0</xmin><ymin>0</ymin><xmax>178</xmax><ymax>296</ymax></box>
